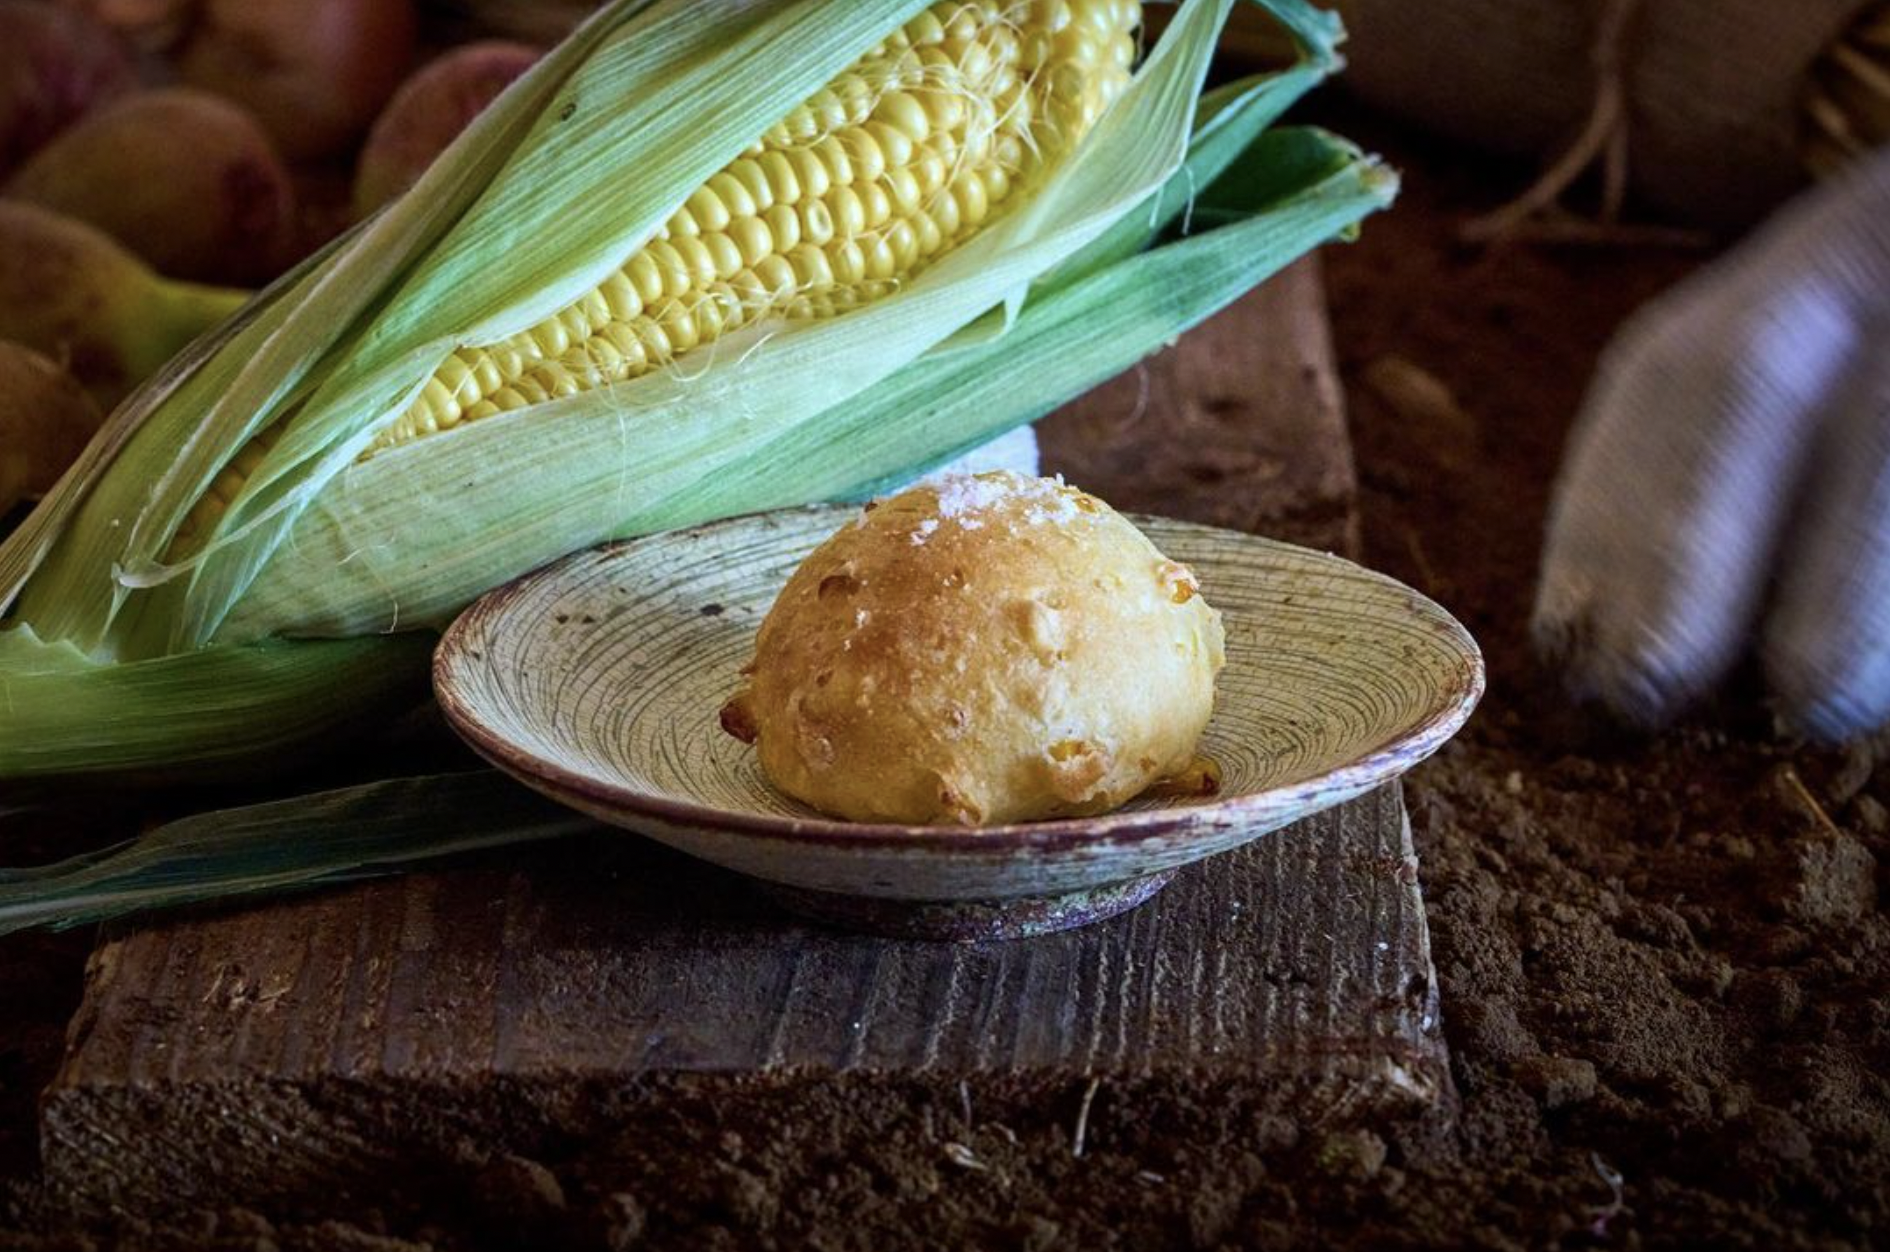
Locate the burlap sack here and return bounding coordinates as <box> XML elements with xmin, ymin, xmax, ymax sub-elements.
<box><xmin>1333</xmin><ymin>0</ymin><xmax>1874</xmax><ymax>227</ymax></box>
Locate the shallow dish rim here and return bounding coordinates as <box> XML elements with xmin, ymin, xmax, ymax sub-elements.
<box><xmin>433</xmin><ymin>506</ymin><xmax>1485</xmax><ymax>855</ymax></box>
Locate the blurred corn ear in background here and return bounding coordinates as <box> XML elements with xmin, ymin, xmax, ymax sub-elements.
<box><xmin>0</xmin><ymin>0</ymin><xmax>1397</xmax><ymax>780</ymax></box>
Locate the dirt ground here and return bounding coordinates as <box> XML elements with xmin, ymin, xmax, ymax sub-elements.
<box><xmin>1</xmin><ymin>104</ymin><xmax>1885</xmax><ymax>1250</ymax></box>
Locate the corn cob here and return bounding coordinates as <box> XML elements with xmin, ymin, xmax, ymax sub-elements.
<box><xmin>0</xmin><ymin>0</ymin><xmax>1397</xmax><ymax>780</ymax></box>
<box><xmin>178</xmin><ymin>0</ymin><xmax>1141</xmax><ymax>552</ymax></box>
<box><xmin>369</xmin><ymin>0</ymin><xmax>1144</xmax><ymax>448</ymax></box>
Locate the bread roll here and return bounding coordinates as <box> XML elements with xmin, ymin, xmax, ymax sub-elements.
<box><xmin>721</xmin><ymin>472</ymin><xmax>1225</xmax><ymax>825</ymax></box>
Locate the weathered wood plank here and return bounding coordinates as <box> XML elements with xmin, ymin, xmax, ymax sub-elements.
<box><xmin>44</xmin><ymin>786</ymin><xmax>1440</xmax><ymax>1212</ymax></box>
<box><xmin>43</xmin><ymin>255</ymin><xmax>1442</xmax><ymax>1217</ymax></box>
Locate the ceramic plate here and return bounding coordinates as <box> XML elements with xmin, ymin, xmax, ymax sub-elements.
<box><xmin>434</xmin><ymin>506</ymin><xmax>1483</xmax><ymax>939</ymax></box>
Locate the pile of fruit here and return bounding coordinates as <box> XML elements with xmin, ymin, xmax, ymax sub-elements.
<box><xmin>0</xmin><ymin>0</ymin><xmax>550</xmax><ymax>517</ymax></box>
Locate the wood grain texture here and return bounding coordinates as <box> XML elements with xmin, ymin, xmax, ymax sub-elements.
<box><xmin>43</xmin><ymin>253</ymin><xmax>1449</xmax><ymax>1216</ymax></box>
<box><xmin>44</xmin><ymin>785</ymin><xmax>1442</xmax><ymax>1212</ymax></box>
<box><xmin>1039</xmin><ymin>256</ymin><xmax>1359</xmax><ymax>559</ymax></box>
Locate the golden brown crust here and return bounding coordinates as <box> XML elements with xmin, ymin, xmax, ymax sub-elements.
<box><xmin>725</xmin><ymin>472</ymin><xmax>1226</xmax><ymax>825</ymax></box>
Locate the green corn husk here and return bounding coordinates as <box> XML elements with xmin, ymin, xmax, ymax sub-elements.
<box><xmin>0</xmin><ymin>771</ymin><xmax>592</xmax><ymax>935</ymax></box>
<box><xmin>0</xmin><ymin>0</ymin><xmax>1394</xmax><ymax>781</ymax></box>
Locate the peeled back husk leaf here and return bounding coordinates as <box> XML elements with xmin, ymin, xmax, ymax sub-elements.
<box><xmin>0</xmin><ymin>0</ymin><xmax>1394</xmax><ymax>780</ymax></box>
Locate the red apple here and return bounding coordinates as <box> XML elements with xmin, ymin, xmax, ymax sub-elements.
<box><xmin>177</xmin><ymin>0</ymin><xmax>418</xmax><ymax>161</ymax></box>
<box><xmin>0</xmin><ymin>1</ymin><xmax>137</xmax><ymax>176</ymax></box>
<box><xmin>59</xmin><ymin>0</ymin><xmax>192</xmax><ymax>55</ymax></box>
<box><xmin>7</xmin><ymin>87</ymin><xmax>295</xmax><ymax>284</ymax></box>
<box><xmin>353</xmin><ymin>39</ymin><xmax>539</xmax><ymax>218</ymax></box>
<box><xmin>0</xmin><ymin>340</ymin><xmax>105</xmax><ymax>517</ymax></box>
<box><xmin>0</xmin><ymin>200</ymin><xmax>249</xmax><ymax>406</ymax></box>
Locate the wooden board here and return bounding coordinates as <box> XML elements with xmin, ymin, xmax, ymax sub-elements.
<box><xmin>44</xmin><ymin>787</ymin><xmax>1440</xmax><ymax>1213</ymax></box>
<box><xmin>42</xmin><ymin>256</ymin><xmax>1445</xmax><ymax>1215</ymax></box>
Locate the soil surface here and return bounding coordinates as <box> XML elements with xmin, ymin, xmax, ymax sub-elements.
<box><xmin>2</xmin><ymin>105</ymin><xmax>1886</xmax><ymax>1249</ymax></box>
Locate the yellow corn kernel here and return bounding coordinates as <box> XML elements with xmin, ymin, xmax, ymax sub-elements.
<box><xmin>178</xmin><ymin>0</ymin><xmax>1143</xmax><ymax>553</ymax></box>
